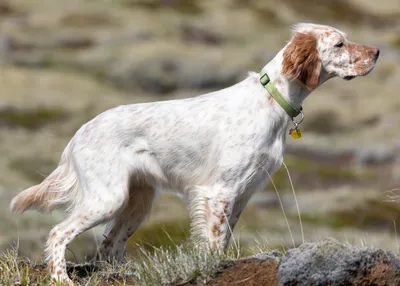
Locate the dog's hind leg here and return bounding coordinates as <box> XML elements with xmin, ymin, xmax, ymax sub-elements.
<box><xmin>45</xmin><ymin>153</ymin><xmax>130</xmax><ymax>284</ymax></box>
<box><xmin>46</xmin><ymin>194</ymin><xmax>128</xmax><ymax>284</ymax></box>
<box><xmin>99</xmin><ymin>186</ymin><xmax>157</xmax><ymax>261</ymax></box>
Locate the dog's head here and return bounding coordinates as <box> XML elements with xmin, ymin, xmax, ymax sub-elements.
<box><xmin>282</xmin><ymin>23</ymin><xmax>380</xmax><ymax>90</ymax></box>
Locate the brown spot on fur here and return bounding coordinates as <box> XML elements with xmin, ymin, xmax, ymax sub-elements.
<box><xmin>282</xmin><ymin>32</ymin><xmax>322</xmax><ymax>90</ymax></box>
<box><xmin>223</xmin><ymin>203</ymin><xmax>229</xmax><ymax>216</ymax></box>
<box><xmin>51</xmin><ymin>232</ymin><xmax>57</xmax><ymax>239</ymax></box>
<box><xmin>48</xmin><ymin>260</ymin><xmax>54</xmax><ymax>273</ymax></box>
<box><xmin>211</xmin><ymin>224</ymin><xmax>222</xmax><ymax>237</ymax></box>
<box><xmin>267</xmin><ymin>95</ymin><xmax>274</xmax><ymax>104</ymax></box>
<box><xmin>57</xmin><ymin>270</ymin><xmax>62</xmax><ymax>276</ymax></box>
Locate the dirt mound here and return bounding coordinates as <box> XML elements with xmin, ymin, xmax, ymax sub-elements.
<box><xmin>207</xmin><ymin>239</ymin><xmax>400</xmax><ymax>286</ymax></box>
<box><xmin>208</xmin><ymin>255</ymin><xmax>280</xmax><ymax>286</ymax></box>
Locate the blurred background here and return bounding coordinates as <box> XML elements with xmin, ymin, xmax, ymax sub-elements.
<box><xmin>0</xmin><ymin>0</ymin><xmax>400</xmax><ymax>262</ymax></box>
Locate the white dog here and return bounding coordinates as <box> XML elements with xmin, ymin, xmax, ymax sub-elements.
<box><xmin>10</xmin><ymin>23</ymin><xmax>379</xmax><ymax>284</ymax></box>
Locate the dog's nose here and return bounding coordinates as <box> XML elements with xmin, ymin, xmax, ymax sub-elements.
<box><xmin>372</xmin><ymin>48</ymin><xmax>380</xmax><ymax>60</ymax></box>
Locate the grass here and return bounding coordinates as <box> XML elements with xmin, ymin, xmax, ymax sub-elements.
<box><xmin>0</xmin><ymin>107</ymin><xmax>68</xmax><ymax>130</ymax></box>
<box><xmin>0</xmin><ymin>242</ymin><xmax>244</xmax><ymax>285</ymax></box>
<box><xmin>133</xmin><ymin>243</ymin><xmax>237</xmax><ymax>285</ymax></box>
<box><xmin>0</xmin><ymin>247</ymin><xmax>51</xmax><ymax>286</ymax></box>
<box><xmin>127</xmin><ymin>219</ymin><xmax>190</xmax><ymax>255</ymax></box>
<box><xmin>121</xmin><ymin>0</ymin><xmax>204</xmax><ymax>15</ymax></box>
<box><xmin>270</xmin><ymin>154</ymin><xmax>369</xmax><ymax>190</ymax></box>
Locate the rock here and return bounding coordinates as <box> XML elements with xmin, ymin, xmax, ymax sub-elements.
<box><xmin>278</xmin><ymin>239</ymin><xmax>400</xmax><ymax>285</ymax></box>
<box><xmin>208</xmin><ymin>239</ymin><xmax>400</xmax><ymax>285</ymax></box>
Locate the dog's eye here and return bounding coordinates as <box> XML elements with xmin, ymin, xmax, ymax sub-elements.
<box><xmin>335</xmin><ymin>42</ymin><xmax>344</xmax><ymax>48</ymax></box>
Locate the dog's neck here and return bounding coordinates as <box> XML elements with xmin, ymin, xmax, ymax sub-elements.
<box><xmin>261</xmin><ymin>50</ymin><xmax>313</xmax><ymax>111</ymax></box>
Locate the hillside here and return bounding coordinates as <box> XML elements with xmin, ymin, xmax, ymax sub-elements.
<box><xmin>0</xmin><ymin>0</ymin><xmax>400</xmax><ymax>284</ymax></box>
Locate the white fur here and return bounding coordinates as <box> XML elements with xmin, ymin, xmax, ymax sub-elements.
<box><xmin>9</xmin><ymin>23</ymin><xmax>379</xmax><ymax>284</ymax></box>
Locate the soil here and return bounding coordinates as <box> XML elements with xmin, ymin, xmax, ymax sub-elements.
<box><xmin>208</xmin><ymin>259</ymin><xmax>279</xmax><ymax>286</ymax></box>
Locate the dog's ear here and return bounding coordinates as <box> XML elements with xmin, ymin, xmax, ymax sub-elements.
<box><xmin>282</xmin><ymin>32</ymin><xmax>322</xmax><ymax>90</ymax></box>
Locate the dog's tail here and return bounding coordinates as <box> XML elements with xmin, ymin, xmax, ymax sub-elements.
<box><xmin>10</xmin><ymin>142</ymin><xmax>80</xmax><ymax>214</ymax></box>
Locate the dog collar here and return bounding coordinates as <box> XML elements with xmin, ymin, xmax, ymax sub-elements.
<box><xmin>259</xmin><ymin>71</ymin><xmax>302</xmax><ymax>118</ymax></box>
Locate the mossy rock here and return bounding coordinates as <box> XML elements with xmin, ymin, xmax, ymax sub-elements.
<box><xmin>0</xmin><ymin>107</ymin><xmax>68</xmax><ymax>130</ymax></box>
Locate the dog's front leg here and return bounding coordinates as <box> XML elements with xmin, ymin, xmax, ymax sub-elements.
<box><xmin>188</xmin><ymin>186</ymin><xmax>236</xmax><ymax>251</ymax></box>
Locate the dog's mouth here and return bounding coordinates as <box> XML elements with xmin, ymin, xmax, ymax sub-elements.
<box><xmin>343</xmin><ymin>75</ymin><xmax>356</xmax><ymax>80</ymax></box>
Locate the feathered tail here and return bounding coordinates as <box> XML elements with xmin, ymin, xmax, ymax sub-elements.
<box><xmin>10</xmin><ymin>143</ymin><xmax>80</xmax><ymax>214</ymax></box>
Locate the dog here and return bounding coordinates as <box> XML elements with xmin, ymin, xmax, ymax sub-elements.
<box><xmin>10</xmin><ymin>23</ymin><xmax>379</xmax><ymax>284</ymax></box>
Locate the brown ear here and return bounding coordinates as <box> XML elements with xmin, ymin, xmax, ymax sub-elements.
<box><xmin>282</xmin><ymin>32</ymin><xmax>322</xmax><ymax>90</ymax></box>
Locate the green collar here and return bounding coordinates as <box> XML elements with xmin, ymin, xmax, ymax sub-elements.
<box><xmin>260</xmin><ymin>71</ymin><xmax>302</xmax><ymax>118</ymax></box>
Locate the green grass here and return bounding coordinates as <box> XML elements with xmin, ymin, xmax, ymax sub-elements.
<box><xmin>270</xmin><ymin>154</ymin><xmax>369</xmax><ymax>190</ymax></box>
<box><xmin>121</xmin><ymin>0</ymin><xmax>203</xmax><ymax>15</ymax></box>
<box><xmin>127</xmin><ymin>219</ymin><xmax>191</xmax><ymax>255</ymax></box>
<box><xmin>0</xmin><ymin>107</ymin><xmax>68</xmax><ymax>130</ymax></box>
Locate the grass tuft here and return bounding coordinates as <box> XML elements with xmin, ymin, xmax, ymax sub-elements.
<box><xmin>0</xmin><ymin>247</ymin><xmax>51</xmax><ymax>285</ymax></box>
<box><xmin>133</xmin><ymin>243</ymin><xmax>237</xmax><ymax>285</ymax></box>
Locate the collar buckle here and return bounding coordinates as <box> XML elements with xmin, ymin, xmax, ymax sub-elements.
<box><xmin>260</xmin><ymin>73</ymin><xmax>270</xmax><ymax>86</ymax></box>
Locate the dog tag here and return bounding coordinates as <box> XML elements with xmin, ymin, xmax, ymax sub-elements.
<box><xmin>289</xmin><ymin>128</ymin><xmax>302</xmax><ymax>139</ymax></box>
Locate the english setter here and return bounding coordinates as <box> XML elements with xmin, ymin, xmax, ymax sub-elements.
<box><xmin>10</xmin><ymin>23</ymin><xmax>379</xmax><ymax>284</ymax></box>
